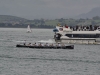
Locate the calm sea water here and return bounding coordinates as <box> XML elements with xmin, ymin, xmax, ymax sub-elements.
<box><xmin>0</xmin><ymin>28</ymin><xmax>100</xmax><ymax>75</ymax></box>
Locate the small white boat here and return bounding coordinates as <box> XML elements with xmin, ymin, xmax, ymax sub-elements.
<box><xmin>27</xmin><ymin>25</ymin><xmax>32</xmax><ymax>33</ymax></box>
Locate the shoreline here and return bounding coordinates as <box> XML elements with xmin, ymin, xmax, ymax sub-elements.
<box><xmin>0</xmin><ymin>27</ymin><xmax>53</xmax><ymax>29</ymax></box>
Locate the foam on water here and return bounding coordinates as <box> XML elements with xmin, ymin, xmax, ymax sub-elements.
<box><xmin>38</xmin><ymin>39</ymin><xmax>56</xmax><ymax>43</ymax></box>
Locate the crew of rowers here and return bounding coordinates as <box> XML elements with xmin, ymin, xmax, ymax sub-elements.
<box><xmin>24</xmin><ymin>42</ymin><xmax>65</xmax><ymax>47</ymax></box>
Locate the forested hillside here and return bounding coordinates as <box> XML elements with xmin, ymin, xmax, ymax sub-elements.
<box><xmin>0</xmin><ymin>15</ymin><xmax>100</xmax><ymax>28</ymax></box>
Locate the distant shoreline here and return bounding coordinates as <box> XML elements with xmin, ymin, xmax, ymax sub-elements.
<box><xmin>0</xmin><ymin>27</ymin><xmax>53</xmax><ymax>29</ymax></box>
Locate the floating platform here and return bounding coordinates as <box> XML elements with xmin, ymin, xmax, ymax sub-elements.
<box><xmin>16</xmin><ymin>44</ymin><xmax>74</xmax><ymax>49</ymax></box>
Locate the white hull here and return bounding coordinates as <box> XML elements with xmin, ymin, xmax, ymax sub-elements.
<box><xmin>55</xmin><ymin>38</ymin><xmax>100</xmax><ymax>45</ymax></box>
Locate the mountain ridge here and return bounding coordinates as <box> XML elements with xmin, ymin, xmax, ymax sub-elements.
<box><xmin>76</xmin><ymin>7</ymin><xmax>100</xmax><ymax>19</ymax></box>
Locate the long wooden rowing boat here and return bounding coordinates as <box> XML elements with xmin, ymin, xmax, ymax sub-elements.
<box><xmin>16</xmin><ymin>44</ymin><xmax>74</xmax><ymax>49</ymax></box>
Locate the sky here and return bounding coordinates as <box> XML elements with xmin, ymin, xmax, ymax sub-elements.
<box><xmin>0</xmin><ymin>0</ymin><xmax>100</xmax><ymax>20</ymax></box>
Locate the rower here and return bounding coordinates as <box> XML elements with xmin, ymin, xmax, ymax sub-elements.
<box><xmin>50</xmin><ymin>43</ymin><xmax>53</xmax><ymax>47</ymax></box>
<box><xmin>49</xmin><ymin>43</ymin><xmax>54</xmax><ymax>48</ymax></box>
<box><xmin>39</xmin><ymin>43</ymin><xmax>42</xmax><ymax>46</ymax></box>
<box><xmin>41</xmin><ymin>43</ymin><xmax>44</xmax><ymax>46</ymax></box>
<box><xmin>54</xmin><ymin>43</ymin><xmax>57</xmax><ymax>47</ymax></box>
<box><xmin>61</xmin><ymin>43</ymin><xmax>65</xmax><ymax>47</ymax></box>
<box><xmin>32</xmin><ymin>42</ymin><xmax>36</xmax><ymax>46</ymax></box>
<box><xmin>58</xmin><ymin>43</ymin><xmax>61</xmax><ymax>47</ymax></box>
<box><xmin>23</xmin><ymin>43</ymin><xmax>26</xmax><ymax>45</ymax></box>
<box><xmin>28</xmin><ymin>43</ymin><xmax>31</xmax><ymax>46</ymax></box>
<box><xmin>36</xmin><ymin>43</ymin><xmax>39</xmax><ymax>46</ymax></box>
<box><xmin>45</xmin><ymin>43</ymin><xmax>49</xmax><ymax>46</ymax></box>
<box><xmin>47</xmin><ymin>43</ymin><xmax>50</xmax><ymax>46</ymax></box>
<box><xmin>23</xmin><ymin>40</ymin><xmax>26</xmax><ymax>45</ymax></box>
<box><xmin>33</xmin><ymin>42</ymin><xmax>38</xmax><ymax>46</ymax></box>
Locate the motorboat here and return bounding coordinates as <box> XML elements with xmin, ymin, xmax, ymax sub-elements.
<box><xmin>53</xmin><ymin>25</ymin><xmax>100</xmax><ymax>44</ymax></box>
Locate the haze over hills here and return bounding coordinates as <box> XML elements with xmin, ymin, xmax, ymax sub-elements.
<box><xmin>1</xmin><ymin>6</ymin><xmax>100</xmax><ymax>20</ymax></box>
<box><xmin>76</xmin><ymin>7</ymin><xmax>100</xmax><ymax>19</ymax></box>
<box><xmin>1</xmin><ymin>0</ymin><xmax>100</xmax><ymax>20</ymax></box>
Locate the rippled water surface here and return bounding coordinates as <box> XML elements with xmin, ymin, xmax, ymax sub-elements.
<box><xmin>0</xmin><ymin>28</ymin><xmax>100</xmax><ymax>75</ymax></box>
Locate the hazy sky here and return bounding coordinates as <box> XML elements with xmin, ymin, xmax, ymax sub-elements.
<box><xmin>0</xmin><ymin>0</ymin><xmax>100</xmax><ymax>19</ymax></box>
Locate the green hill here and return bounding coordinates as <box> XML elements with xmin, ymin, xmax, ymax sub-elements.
<box><xmin>0</xmin><ymin>15</ymin><xmax>100</xmax><ymax>28</ymax></box>
<box><xmin>0</xmin><ymin>15</ymin><xmax>28</xmax><ymax>22</ymax></box>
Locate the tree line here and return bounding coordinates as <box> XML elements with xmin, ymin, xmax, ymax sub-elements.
<box><xmin>0</xmin><ymin>16</ymin><xmax>100</xmax><ymax>28</ymax></box>
<box><xmin>0</xmin><ymin>23</ymin><xmax>54</xmax><ymax>28</ymax></box>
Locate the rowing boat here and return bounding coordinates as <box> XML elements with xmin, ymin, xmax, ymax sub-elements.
<box><xmin>16</xmin><ymin>44</ymin><xmax>74</xmax><ymax>49</ymax></box>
